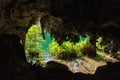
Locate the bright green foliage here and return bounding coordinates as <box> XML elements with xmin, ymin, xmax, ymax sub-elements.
<box><xmin>61</xmin><ymin>41</ymin><xmax>74</xmax><ymax>53</ymax></box>
<box><xmin>49</xmin><ymin>41</ymin><xmax>63</xmax><ymax>56</ymax></box>
<box><xmin>60</xmin><ymin>41</ymin><xmax>77</xmax><ymax>60</ymax></box>
<box><xmin>96</xmin><ymin>37</ymin><xmax>102</xmax><ymax>49</ymax></box>
<box><xmin>49</xmin><ymin>41</ymin><xmax>76</xmax><ymax>60</ymax></box>
<box><xmin>25</xmin><ymin>24</ymin><xmax>43</xmax><ymax>53</ymax></box>
<box><xmin>49</xmin><ymin>37</ymin><xmax>91</xmax><ymax>60</ymax></box>
<box><xmin>75</xmin><ymin>38</ymin><xmax>94</xmax><ymax>57</ymax></box>
<box><xmin>74</xmin><ymin>38</ymin><xmax>91</xmax><ymax>52</ymax></box>
<box><xmin>96</xmin><ymin>37</ymin><xmax>108</xmax><ymax>60</ymax></box>
<box><xmin>96</xmin><ymin>37</ymin><xmax>105</xmax><ymax>49</ymax></box>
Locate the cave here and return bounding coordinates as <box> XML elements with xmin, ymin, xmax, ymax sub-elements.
<box><xmin>0</xmin><ymin>0</ymin><xmax>120</xmax><ymax>80</ymax></box>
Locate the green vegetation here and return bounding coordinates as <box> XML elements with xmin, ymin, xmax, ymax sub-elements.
<box><xmin>25</xmin><ymin>24</ymin><xmax>53</xmax><ymax>63</ymax></box>
<box><xmin>49</xmin><ymin>38</ymin><xmax>97</xmax><ymax>60</ymax></box>
<box><xmin>25</xmin><ymin>25</ymin><xmax>111</xmax><ymax>62</ymax></box>
<box><xmin>48</xmin><ymin>36</ymin><xmax>110</xmax><ymax>61</ymax></box>
<box><xmin>25</xmin><ymin>24</ymin><xmax>52</xmax><ymax>54</ymax></box>
<box><xmin>25</xmin><ymin>25</ymin><xmax>43</xmax><ymax>63</ymax></box>
<box><xmin>25</xmin><ymin>25</ymin><xmax>43</xmax><ymax>53</ymax></box>
<box><xmin>96</xmin><ymin>37</ymin><xmax>105</xmax><ymax>50</ymax></box>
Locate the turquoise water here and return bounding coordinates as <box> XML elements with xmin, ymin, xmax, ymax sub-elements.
<box><xmin>39</xmin><ymin>32</ymin><xmax>53</xmax><ymax>54</ymax></box>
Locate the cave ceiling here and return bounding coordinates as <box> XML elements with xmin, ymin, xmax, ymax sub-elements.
<box><xmin>0</xmin><ymin>0</ymin><xmax>120</xmax><ymax>43</ymax></box>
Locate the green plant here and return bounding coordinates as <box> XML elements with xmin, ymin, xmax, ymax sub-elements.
<box><xmin>49</xmin><ymin>38</ymin><xmax>92</xmax><ymax>60</ymax></box>
<box><xmin>74</xmin><ymin>38</ymin><xmax>90</xmax><ymax>54</ymax></box>
<box><xmin>49</xmin><ymin>41</ymin><xmax>63</xmax><ymax>56</ymax></box>
<box><xmin>61</xmin><ymin>41</ymin><xmax>74</xmax><ymax>53</ymax></box>
<box><xmin>96</xmin><ymin>37</ymin><xmax>105</xmax><ymax>50</ymax></box>
<box><xmin>25</xmin><ymin>24</ymin><xmax>43</xmax><ymax>53</ymax></box>
<box><xmin>60</xmin><ymin>41</ymin><xmax>77</xmax><ymax>60</ymax></box>
<box><xmin>49</xmin><ymin>41</ymin><xmax>77</xmax><ymax>60</ymax></box>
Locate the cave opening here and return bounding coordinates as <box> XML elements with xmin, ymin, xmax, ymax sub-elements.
<box><xmin>24</xmin><ymin>24</ymin><xmax>119</xmax><ymax>74</ymax></box>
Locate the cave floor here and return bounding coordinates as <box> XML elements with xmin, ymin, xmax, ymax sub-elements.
<box><xmin>46</xmin><ymin>55</ymin><xmax>118</xmax><ymax>74</ymax></box>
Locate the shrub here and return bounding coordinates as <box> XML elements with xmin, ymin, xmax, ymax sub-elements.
<box><xmin>49</xmin><ymin>41</ymin><xmax>63</xmax><ymax>56</ymax></box>
<box><xmin>49</xmin><ymin>41</ymin><xmax>78</xmax><ymax>61</ymax></box>
<box><xmin>49</xmin><ymin>37</ymin><xmax>93</xmax><ymax>60</ymax></box>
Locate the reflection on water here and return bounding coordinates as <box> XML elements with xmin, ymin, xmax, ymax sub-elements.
<box><xmin>42</xmin><ymin>55</ymin><xmax>55</xmax><ymax>61</ymax></box>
